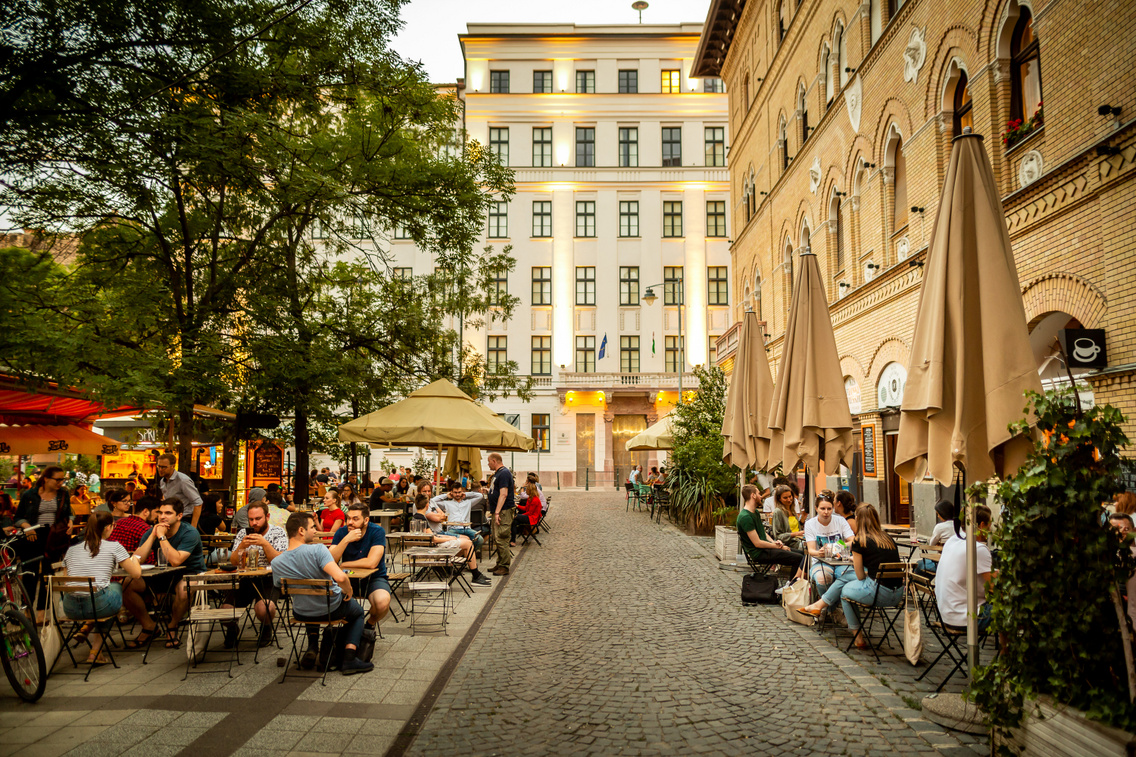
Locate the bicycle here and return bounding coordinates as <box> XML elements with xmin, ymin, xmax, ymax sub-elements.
<box><xmin>0</xmin><ymin>530</ymin><xmax>48</xmax><ymax>701</ymax></box>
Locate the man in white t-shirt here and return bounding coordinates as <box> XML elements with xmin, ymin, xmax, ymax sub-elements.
<box><xmin>804</xmin><ymin>492</ymin><xmax>855</xmax><ymax>587</ymax></box>
<box><xmin>936</xmin><ymin>505</ymin><xmax>995</xmax><ymax>631</ymax></box>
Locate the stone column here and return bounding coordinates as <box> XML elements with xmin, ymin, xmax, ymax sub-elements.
<box><xmin>603</xmin><ymin>412</ymin><xmax>615</xmax><ymax>481</ymax></box>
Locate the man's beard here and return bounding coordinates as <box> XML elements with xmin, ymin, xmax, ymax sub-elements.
<box><xmin>252</xmin><ymin>522</ymin><xmax>268</xmax><ymax>535</ymax></box>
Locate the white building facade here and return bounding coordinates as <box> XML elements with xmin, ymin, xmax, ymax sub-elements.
<box><xmin>379</xmin><ymin>23</ymin><xmax>731</xmax><ymax>487</ymax></box>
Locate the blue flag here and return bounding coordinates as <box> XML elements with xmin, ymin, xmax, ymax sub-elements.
<box><xmin>598</xmin><ymin>333</ymin><xmax>607</xmax><ymax>360</ymax></box>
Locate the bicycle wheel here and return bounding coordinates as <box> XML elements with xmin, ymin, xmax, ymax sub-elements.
<box><xmin>1</xmin><ymin>607</ymin><xmax>47</xmax><ymax>702</ymax></box>
<box><xmin>1</xmin><ymin>573</ymin><xmax>36</xmax><ymax>627</ymax></box>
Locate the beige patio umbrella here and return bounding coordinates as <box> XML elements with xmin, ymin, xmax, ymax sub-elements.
<box><xmin>338</xmin><ymin>379</ymin><xmax>535</xmax><ymax>452</ymax></box>
<box><xmin>721</xmin><ymin>310</ymin><xmax>775</xmax><ymax>471</ymax></box>
<box><xmin>767</xmin><ymin>250</ymin><xmax>855</xmax><ymax>476</ymax></box>
<box><xmin>442</xmin><ymin>445</ymin><xmax>484</xmax><ymax>481</ymax></box>
<box><xmin>895</xmin><ymin>131</ymin><xmax>1041</xmax><ymax>676</ymax></box>
<box><xmin>626</xmin><ymin>414</ymin><xmax>675</xmax><ymax>451</ymax></box>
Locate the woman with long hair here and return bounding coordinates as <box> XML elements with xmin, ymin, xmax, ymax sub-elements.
<box><xmin>798</xmin><ymin>504</ymin><xmax>903</xmax><ymax>648</ymax></box>
<box><xmin>318</xmin><ymin>488</ymin><xmax>346</xmax><ymax>532</ymax></box>
<box><xmin>340</xmin><ymin>483</ymin><xmax>363</xmax><ymax>508</ymax></box>
<box><xmin>63</xmin><ymin>511</ymin><xmax>142</xmax><ymax>665</ymax></box>
<box><xmin>771</xmin><ymin>485</ymin><xmax>806</xmax><ymax>552</ymax></box>
<box><xmin>834</xmin><ymin>490</ymin><xmax>858</xmax><ymax>534</ymax></box>
<box><xmin>511</xmin><ymin>482</ymin><xmax>544</xmax><ymax>547</ymax></box>
<box><xmin>395</xmin><ymin>477</ymin><xmax>411</xmax><ymax>502</ymax></box>
<box><xmin>71</xmin><ymin>483</ymin><xmax>94</xmax><ymax>519</ymax></box>
<box><xmin>0</xmin><ymin>492</ymin><xmax>17</xmax><ymax>535</ymax></box>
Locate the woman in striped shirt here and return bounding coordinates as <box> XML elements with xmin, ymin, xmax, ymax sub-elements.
<box><xmin>63</xmin><ymin>512</ymin><xmax>142</xmax><ymax>665</ymax></box>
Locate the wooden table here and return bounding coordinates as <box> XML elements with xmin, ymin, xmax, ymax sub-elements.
<box><xmin>370</xmin><ymin>509</ymin><xmax>403</xmax><ymax>532</ymax></box>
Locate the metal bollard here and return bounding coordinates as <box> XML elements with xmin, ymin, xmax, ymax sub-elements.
<box><xmin>585</xmin><ymin>468</ymin><xmax>590</xmax><ymax>491</ymax></box>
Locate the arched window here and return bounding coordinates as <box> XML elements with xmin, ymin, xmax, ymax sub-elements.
<box><xmin>800</xmin><ymin>223</ymin><xmax>810</xmax><ymax>254</ymax></box>
<box><xmin>1011</xmin><ymin>8</ymin><xmax>1042</xmax><ymax>123</ymax></box>
<box><xmin>870</xmin><ymin>0</ymin><xmax>883</xmax><ymax>45</ymax></box>
<box><xmin>799</xmin><ymin>85</ymin><xmax>810</xmax><ymax>143</ymax></box>
<box><xmin>953</xmin><ymin>71</ymin><xmax>972</xmax><ymax>136</ymax></box>
<box><xmin>885</xmin><ymin>129</ymin><xmax>909</xmax><ymax>231</ymax></box>
<box><xmin>754</xmin><ymin>273</ymin><xmax>763</xmax><ymax>320</ymax></box>
<box><xmin>778</xmin><ymin>117</ymin><xmax>789</xmax><ymax>170</ymax></box>
<box><xmin>835</xmin><ymin>22</ymin><xmax>848</xmax><ymax>87</ymax></box>
<box><xmin>778</xmin><ymin>0</ymin><xmax>790</xmax><ymax>43</ymax></box>
<box><xmin>784</xmin><ymin>237</ymin><xmax>795</xmax><ymax>303</ymax></box>
<box><xmin>743</xmin><ymin>74</ymin><xmax>750</xmax><ymax>112</ymax></box>
<box><xmin>830</xmin><ymin>191</ymin><xmax>844</xmax><ymax>272</ymax></box>
<box><xmin>823</xmin><ymin>45</ymin><xmax>834</xmax><ymax>105</ymax></box>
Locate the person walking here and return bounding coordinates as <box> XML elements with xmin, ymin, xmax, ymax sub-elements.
<box><xmin>155</xmin><ymin>453</ymin><xmax>203</xmax><ymax>528</ymax></box>
<box><xmin>486</xmin><ymin>453</ymin><xmax>515</xmax><ymax>576</ymax></box>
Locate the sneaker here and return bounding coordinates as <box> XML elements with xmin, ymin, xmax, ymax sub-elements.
<box><xmin>472</xmin><ymin>575</ymin><xmax>492</xmax><ymax>587</ymax></box>
<box><xmin>223</xmin><ymin>623</ymin><xmax>240</xmax><ymax>649</ymax></box>
<box><xmin>490</xmin><ymin>566</ymin><xmax>510</xmax><ymax>576</ymax></box>
<box><xmin>357</xmin><ymin>627</ymin><xmax>376</xmax><ymax>663</ymax></box>
<box><xmin>300</xmin><ymin>647</ymin><xmax>317</xmax><ymax>670</ymax></box>
<box><xmin>258</xmin><ymin>625</ymin><xmax>275</xmax><ymax>648</ymax></box>
<box><xmin>341</xmin><ymin>656</ymin><xmax>374</xmax><ymax>676</ymax></box>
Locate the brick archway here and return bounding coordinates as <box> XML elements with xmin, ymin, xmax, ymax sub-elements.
<box><xmin>1021</xmin><ymin>272</ymin><xmax>1107</xmax><ymax>329</ymax></box>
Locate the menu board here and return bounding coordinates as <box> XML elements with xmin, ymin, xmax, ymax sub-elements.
<box><xmin>251</xmin><ymin>442</ymin><xmax>283</xmax><ymax>480</ymax></box>
<box><xmin>861</xmin><ymin>424</ymin><xmax>876</xmax><ymax>477</ymax></box>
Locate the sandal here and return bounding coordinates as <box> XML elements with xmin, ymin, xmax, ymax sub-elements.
<box><xmin>126</xmin><ymin>628</ymin><xmax>158</xmax><ymax>649</ymax></box>
<box><xmin>164</xmin><ymin>627</ymin><xmax>181</xmax><ymax>649</ymax></box>
<box><xmin>72</xmin><ymin>622</ymin><xmax>95</xmax><ymax>646</ymax></box>
<box><xmin>85</xmin><ymin>653</ymin><xmax>111</xmax><ymax>666</ymax></box>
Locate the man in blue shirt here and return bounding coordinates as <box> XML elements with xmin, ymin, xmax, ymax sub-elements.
<box><xmin>487</xmin><ymin>453</ymin><xmax>515</xmax><ymax>576</ymax></box>
<box><xmin>330</xmin><ymin>503</ymin><xmax>390</xmax><ymax>661</ymax></box>
<box><xmin>272</xmin><ymin>512</ymin><xmax>373</xmax><ymax>676</ymax></box>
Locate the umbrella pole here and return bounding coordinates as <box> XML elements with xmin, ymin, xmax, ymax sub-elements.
<box><xmin>964</xmin><ymin>468</ymin><xmax>978</xmax><ymax>677</ymax></box>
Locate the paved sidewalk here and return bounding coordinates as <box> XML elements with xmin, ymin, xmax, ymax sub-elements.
<box><xmin>406</xmin><ymin>492</ymin><xmax>988</xmax><ymax>756</ymax></box>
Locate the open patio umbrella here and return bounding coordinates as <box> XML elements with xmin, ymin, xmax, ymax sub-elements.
<box><xmin>442</xmin><ymin>445</ymin><xmax>484</xmax><ymax>481</ymax></box>
<box><xmin>0</xmin><ymin>424</ymin><xmax>121</xmax><ymax>456</ymax></box>
<box><xmin>895</xmin><ymin>130</ymin><xmax>1042</xmax><ymax>674</ymax></box>
<box><xmin>721</xmin><ymin>310</ymin><xmax>775</xmax><ymax>471</ymax></box>
<box><xmin>626</xmin><ymin>414</ymin><xmax>675</xmax><ymax>451</ymax></box>
<box><xmin>338</xmin><ymin>379</ymin><xmax>534</xmax><ymax>452</ymax></box>
<box><xmin>767</xmin><ymin>250</ymin><xmax>855</xmax><ymax>481</ymax></box>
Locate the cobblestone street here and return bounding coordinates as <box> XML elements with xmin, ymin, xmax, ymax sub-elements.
<box><xmin>406</xmin><ymin>491</ymin><xmax>987</xmax><ymax>757</ymax></box>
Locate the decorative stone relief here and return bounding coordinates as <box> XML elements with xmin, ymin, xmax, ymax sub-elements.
<box><xmin>1019</xmin><ymin>149</ymin><xmax>1043</xmax><ymax>188</ymax></box>
<box><xmin>903</xmin><ymin>27</ymin><xmax>926</xmax><ymax>85</ymax></box>
<box><xmin>896</xmin><ymin>236</ymin><xmax>910</xmax><ymax>261</ymax></box>
<box><xmin>845</xmin><ymin>76</ymin><xmax>862</xmax><ymax>133</ymax></box>
<box><xmin>809</xmin><ymin>157</ymin><xmax>822</xmax><ymax>194</ymax></box>
<box><xmin>877</xmin><ymin>362</ymin><xmax>907</xmax><ymax>408</ymax></box>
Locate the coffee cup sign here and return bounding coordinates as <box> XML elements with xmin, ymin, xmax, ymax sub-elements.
<box><xmin>1059</xmin><ymin>328</ymin><xmax>1108</xmax><ymax>369</ymax></box>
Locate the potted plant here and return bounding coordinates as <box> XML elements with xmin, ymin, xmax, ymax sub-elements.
<box><xmin>667</xmin><ymin>366</ymin><xmax>737</xmax><ymax>534</ymax></box>
<box><xmin>970</xmin><ymin>389</ymin><xmax>1136</xmax><ymax>750</ymax></box>
<box><xmin>1002</xmin><ymin>102</ymin><xmax>1043</xmax><ymax>150</ymax></box>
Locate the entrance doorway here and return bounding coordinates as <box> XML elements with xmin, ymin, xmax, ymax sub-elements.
<box><xmin>884</xmin><ymin>432</ymin><xmax>912</xmax><ymax>525</ymax></box>
<box><xmin>575</xmin><ymin>414</ymin><xmax>595</xmax><ymax>484</ymax></box>
<box><xmin>612</xmin><ymin>414</ymin><xmax>647</xmax><ymax>485</ymax></box>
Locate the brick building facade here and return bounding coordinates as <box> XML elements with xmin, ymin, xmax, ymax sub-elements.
<box><xmin>695</xmin><ymin>0</ymin><xmax>1136</xmax><ymax>528</ymax></box>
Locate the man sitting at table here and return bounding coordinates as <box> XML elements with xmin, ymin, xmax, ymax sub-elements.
<box><xmin>221</xmin><ymin>501</ymin><xmax>287</xmax><ymax>648</ymax></box>
<box><xmin>275</xmin><ymin>511</ymin><xmax>373</xmax><ymax>675</ymax></box>
<box><xmin>413</xmin><ymin>495</ymin><xmax>491</xmax><ymax>586</ymax></box>
<box><xmin>368</xmin><ymin>477</ymin><xmax>396</xmax><ymax>510</ymax></box>
<box><xmin>329</xmin><ymin>503</ymin><xmax>390</xmax><ymax>662</ymax></box>
<box><xmin>430</xmin><ymin>481</ymin><xmax>485</xmax><ymax>551</ymax></box>
<box><xmin>936</xmin><ymin>505</ymin><xmax>996</xmax><ymax>633</ymax></box>
<box><xmin>109</xmin><ymin>496</ymin><xmax>159</xmax><ymax>554</ymax></box>
<box><xmin>124</xmin><ymin>498</ymin><xmax>206</xmax><ymax>650</ymax></box>
<box><xmin>736</xmin><ymin>484</ymin><xmax>805</xmax><ymax>581</ymax></box>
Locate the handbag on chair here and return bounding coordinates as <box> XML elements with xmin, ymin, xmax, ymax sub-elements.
<box><xmin>903</xmin><ymin>579</ymin><xmax>923</xmax><ymax>665</ymax></box>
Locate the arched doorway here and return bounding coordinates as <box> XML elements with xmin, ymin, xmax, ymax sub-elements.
<box><xmin>1030</xmin><ymin>311</ymin><xmax>1096</xmax><ymax>407</ymax></box>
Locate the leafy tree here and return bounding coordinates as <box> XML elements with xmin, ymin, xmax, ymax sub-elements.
<box><xmin>666</xmin><ymin>366</ymin><xmax>737</xmax><ymax>532</ymax></box>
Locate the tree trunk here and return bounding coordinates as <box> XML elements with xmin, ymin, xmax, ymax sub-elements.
<box><xmin>294</xmin><ymin>404</ymin><xmax>310</xmax><ymax>504</ymax></box>
<box><xmin>220</xmin><ymin>425</ymin><xmax>238</xmax><ymax>505</ymax></box>
<box><xmin>177</xmin><ymin>406</ymin><xmax>194</xmax><ymax>474</ymax></box>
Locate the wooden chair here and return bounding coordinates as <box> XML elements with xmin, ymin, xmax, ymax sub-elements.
<box><xmin>279</xmin><ymin>578</ymin><xmax>345</xmax><ymax>686</ymax></box>
<box><xmin>51</xmin><ymin>575</ymin><xmax>127</xmax><ymax>680</ymax></box>
<box><xmin>182</xmin><ymin>574</ymin><xmax>244</xmax><ymax>680</ymax></box>
<box><xmin>844</xmin><ymin>562</ymin><xmax>908</xmax><ymax>662</ymax></box>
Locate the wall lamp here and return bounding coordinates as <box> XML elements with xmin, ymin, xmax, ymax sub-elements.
<box><xmin>911</xmin><ymin>206</ymin><xmax>925</xmax><ymax>213</ymax></box>
<box><xmin>834</xmin><ymin>191</ymin><xmax>847</xmax><ymax>197</ymax></box>
<box><xmin>755</xmin><ymin>77</ymin><xmax>764</xmax><ymax>82</ymax></box>
<box><xmin>1097</xmin><ymin>145</ymin><xmax>1122</xmax><ymax>157</ymax></box>
<box><xmin>908</xmin><ymin>260</ymin><xmax>925</xmax><ymax>268</ymax></box>
<box><xmin>863</xmin><ymin>160</ymin><xmax>876</xmax><ymax>169</ymax></box>
<box><xmin>759</xmin><ymin>190</ymin><xmax>768</xmax><ymax>196</ymax></box>
<box><xmin>1098</xmin><ymin>104</ymin><xmax>1123</xmax><ymax>117</ymax></box>
<box><xmin>844</xmin><ymin>67</ymin><xmax>857</xmax><ymax>74</ymax></box>
<box><xmin>866</xmin><ymin>263</ymin><xmax>880</xmax><ymax>270</ymax></box>
<box><xmin>838</xmin><ymin>281</ymin><xmax>850</xmax><ymax>288</ymax></box>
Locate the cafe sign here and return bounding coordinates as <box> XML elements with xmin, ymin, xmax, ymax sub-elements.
<box><xmin>1059</xmin><ymin>328</ymin><xmax>1107</xmax><ymax>370</ymax></box>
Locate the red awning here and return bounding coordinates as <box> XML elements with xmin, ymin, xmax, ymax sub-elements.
<box><xmin>0</xmin><ymin>376</ymin><xmax>141</xmax><ymax>425</ymax></box>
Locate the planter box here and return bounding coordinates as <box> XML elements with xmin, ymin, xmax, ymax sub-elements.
<box><xmin>999</xmin><ymin>697</ymin><xmax>1136</xmax><ymax>756</ymax></box>
<box><xmin>715</xmin><ymin>525</ymin><xmax>740</xmax><ymax>562</ymax></box>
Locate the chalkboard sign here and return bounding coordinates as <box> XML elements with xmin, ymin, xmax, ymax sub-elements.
<box><xmin>861</xmin><ymin>424</ymin><xmax>877</xmax><ymax>477</ymax></box>
<box><xmin>251</xmin><ymin>442</ymin><xmax>283</xmax><ymax>480</ymax></box>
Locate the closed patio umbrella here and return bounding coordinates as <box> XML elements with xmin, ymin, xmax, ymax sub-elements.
<box><xmin>442</xmin><ymin>446</ymin><xmax>484</xmax><ymax>482</ymax></box>
<box><xmin>721</xmin><ymin>310</ymin><xmax>775</xmax><ymax>471</ymax></box>
<box><xmin>626</xmin><ymin>414</ymin><xmax>675</xmax><ymax>451</ymax></box>
<box><xmin>767</xmin><ymin>250</ymin><xmax>855</xmax><ymax>477</ymax></box>
<box><xmin>338</xmin><ymin>378</ymin><xmax>534</xmax><ymax>452</ymax></box>
<box><xmin>895</xmin><ymin>130</ymin><xmax>1042</xmax><ymax>675</ymax></box>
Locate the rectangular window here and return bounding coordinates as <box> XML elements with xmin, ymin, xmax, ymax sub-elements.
<box><xmin>661</xmin><ymin>69</ymin><xmax>681</xmax><ymax>94</ymax></box>
<box><xmin>532</xmin><ymin>201</ymin><xmax>552</xmax><ymax>237</ymax></box>
<box><xmin>488</xmin><ymin>199</ymin><xmax>508</xmax><ymax>238</ymax></box>
<box><xmin>575</xmin><ymin>336</ymin><xmax>596</xmax><ymax>373</ymax></box>
<box><xmin>619</xmin><ymin>266</ymin><xmax>640</xmax><ymax>306</ymax></box>
<box><xmin>489</xmin><ymin>127</ymin><xmax>509</xmax><ymax>165</ymax></box>
<box><xmin>665</xmin><ymin>336</ymin><xmax>685</xmax><ymax>373</ymax></box>
<box><xmin>618</xmin><ymin>127</ymin><xmax>638</xmax><ymax>167</ymax></box>
<box><xmin>618</xmin><ymin>69</ymin><xmax>638</xmax><ymax>94</ymax></box>
<box><xmin>575</xmin><ymin>266</ymin><xmax>596</xmax><ymax>305</ymax></box>
<box><xmin>662</xmin><ymin>200</ymin><xmax>683</xmax><ymax>238</ymax></box>
<box><xmin>490</xmin><ymin>70</ymin><xmax>509</xmax><ymax>94</ymax></box>
<box><xmin>664</xmin><ymin>266</ymin><xmax>684</xmax><ymax>305</ymax></box>
<box><xmin>704</xmin><ymin>77</ymin><xmax>725</xmax><ymax>93</ymax></box>
<box><xmin>393</xmin><ymin>267</ymin><xmax>413</xmax><ymax>280</ymax></box>
<box><xmin>707</xmin><ymin>266</ymin><xmax>729</xmax><ymax>305</ymax></box>
<box><xmin>531</xmin><ymin>336</ymin><xmax>552</xmax><ymax>375</ymax></box>
<box><xmin>619</xmin><ymin>201</ymin><xmax>639</xmax><ymax>237</ymax></box>
<box><xmin>311</xmin><ymin>219</ymin><xmax>327</xmax><ymax>239</ymax></box>
<box><xmin>532</xmin><ymin>414</ymin><xmax>551</xmax><ymax>452</ymax></box>
<box><xmin>392</xmin><ymin>222</ymin><xmax>411</xmax><ymax>240</ymax></box>
<box><xmin>533</xmin><ymin>70</ymin><xmax>552</xmax><ymax>93</ymax></box>
<box><xmin>575</xmin><ymin>70</ymin><xmax>595</xmax><ymax>93</ymax></box>
<box><xmin>662</xmin><ymin>127</ymin><xmax>682</xmax><ymax>167</ymax></box>
<box><xmin>575</xmin><ymin>127</ymin><xmax>595</xmax><ymax>167</ymax></box>
<box><xmin>706</xmin><ymin>200</ymin><xmax>727</xmax><ymax>237</ymax></box>
<box><xmin>620</xmin><ymin>336</ymin><xmax>640</xmax><ymax>373</ymax></box>
<box><xmin>704</xmin><ymin>127</ymin><xmax>725</xmax><ymax>167</ymax></box>
<box><xmin>532</xmin><ymin>127</ymin><xmax>552</xmax><ymax>167</ymax></box>
<box><xmin>531</xmin><ymin>266</ymin><xmax>552</xmax><ymax>305</ymax></box>
<box><xmin>487</xmin><ymin>336</ymin><xmax>507</xmax><ymax>372</ymax></box>
<box><xmin>351</xmin><ymin>214</ymin><xmax>370</xmax><ymax>238</ymax></box>
<box><xmin>575</xmin><ymin>201</ymin><xmax>596</xmax><ymax>237</ymax></box>
<box><xmin>489</xmin><ymin>268</ymin><xmax>508</xmax><ymax>305</ymax></box>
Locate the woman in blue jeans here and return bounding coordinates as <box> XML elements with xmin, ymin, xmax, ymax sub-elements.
<box><xmin>62</xmin><ymin>512</ymin><xmax>142</xmax><ymax>665</ymax></box>
<box><xmin>797</xmin><ymin>504</ymin><xmax>903</xmax><ymax>648</ymax></box>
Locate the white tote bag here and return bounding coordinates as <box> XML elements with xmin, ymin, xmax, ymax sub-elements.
<box><xmin>39</xmin><ymin>578</ymin><xmax>63</xmax><ymax>671</ymax></box>
<box><xmin>782</xmin><ymin>579</ymin><xmax>814</xmax><ymax>626</ymax></box>
<box><xmin>903</xmin><ymin>581</ymin><xmax>923</xmax><ymax>665</ymax></box>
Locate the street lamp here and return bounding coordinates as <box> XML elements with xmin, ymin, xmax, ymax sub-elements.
<box><xmin>641</xmin><ymin>283</ymin><xmax>685</xmax><ymax>400</ymax></box>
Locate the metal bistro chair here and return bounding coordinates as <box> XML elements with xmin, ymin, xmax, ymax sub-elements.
<box><xmin>652</xmin><ymin>487</ymin><xmax>671</xmax><ymax>523</ymax></box>
<box><xmin>518</xmin><ymin>508</ymin><xmax>544</xmax><ymax>547</ymax></box>
<box><xmin>843</xmin><ymin>562</ymin><xmax>909</xmax><ymax>662</ymax></box>
<box><xmin>279</xmin><ymin>578</ymin><xmax>345</xmax><ymax>686</ymax></box>
<box><xmin>910</xmin><ymin>571</ymin><xmax>993</xmax><ymax>691</ymax></box>
<box><xmin>183</xmin><ymin>574</ymin><xmax>245</xmax><ymax>679</ymax></box>
<box><xmin>51</xmin><ymin>575</ymin><xmax>127</xmax><ymax>681</ymax></box>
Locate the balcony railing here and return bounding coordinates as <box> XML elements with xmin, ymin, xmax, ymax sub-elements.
<box><xmin>557</xmin><ymin>371</ymin><xmax>699</xmax><ymax>389</ymax></box>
